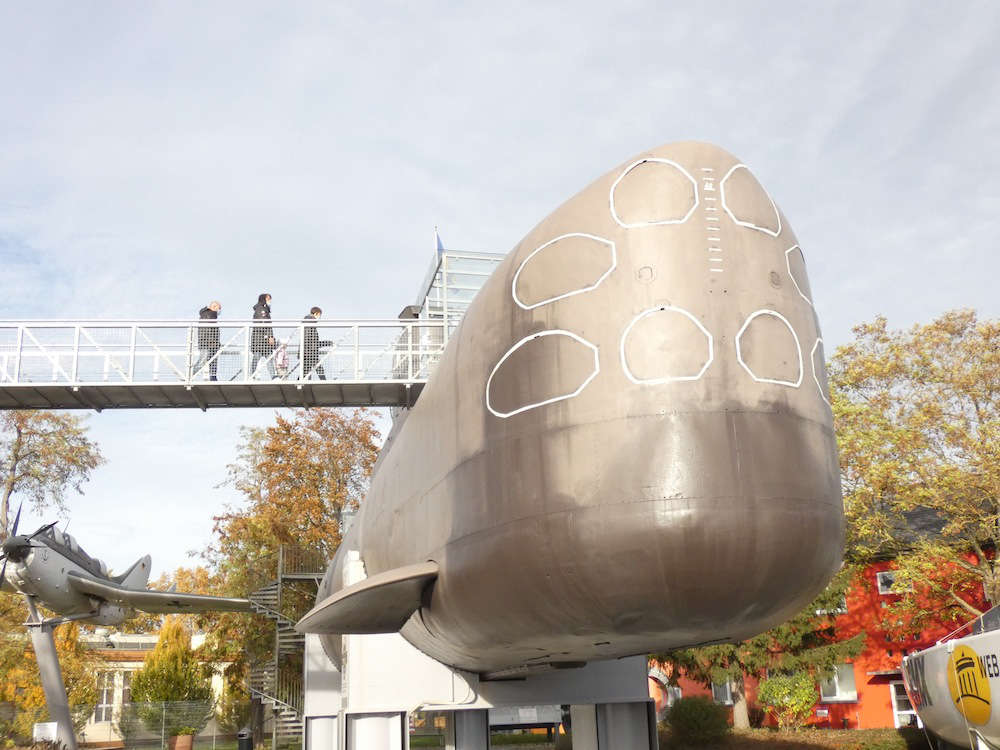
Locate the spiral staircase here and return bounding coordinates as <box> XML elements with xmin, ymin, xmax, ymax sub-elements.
<box><xmin>247</xmin><ymin>547</ymin><xmax>327</xmax><ymax>750</ymax></box>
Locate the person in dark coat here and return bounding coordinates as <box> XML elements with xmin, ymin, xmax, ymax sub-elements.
<box><xmin>250</xmin><ymin>293</ymin><xmax>275</xmax><ymax>378</ymax></box>
<box><xmin>193</xmin><ymin>301</ymin><xmax>221</xmax><ymax>381</ymax></box>
<box><xmin>302</xmin><ymin>306</ymin><xmax>332</xmax><ymax>380</ymax></box>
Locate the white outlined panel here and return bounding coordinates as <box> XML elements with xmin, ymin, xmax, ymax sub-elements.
<box><xmin>486</xmin><ymin>329</ymin><xmax>600</xmax><ymax>418</ymax></box>
<box><xmin>609</xmin><ymin>158</ymin><xmax>699</xmax><ymax>228</ymax></box>
<box><xmin>734</xmin><ymin>309</ymin><xmax>803</xmax><ymax>388</ymax></box>
<box><xmin>620</xmin><ymin>306</ymin><xmax>714</xmax><ymax>384</ymax></box>
<box><xmin>811</xmin><ymin>338</ymin><xmax>830</xmax><ymax>407</ymax></box>
<box><xmin>512</xmin><ymin>233</ymin><xmax>617</xmax><ymax>310</ymax></box>
<box><xmin>720</xmin><ymin>164</ymin><xmax>782</xmax><ymax>237</ymax></box>
<box><xmin>785</xmin><ymin>245</ymin><xmax>813</xmax><ymax>307</ymax></box>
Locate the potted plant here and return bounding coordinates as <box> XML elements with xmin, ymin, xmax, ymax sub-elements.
<box><xmin>168</xmin><ymin>726</ymin><xmax>200</xmax><ymax>750</ymax></box>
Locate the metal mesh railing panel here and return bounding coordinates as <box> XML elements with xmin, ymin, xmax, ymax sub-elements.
<box><xmin>0</xmin><ymin>319</ymin><xmax>447</xmax><ymax>387</ymax></box>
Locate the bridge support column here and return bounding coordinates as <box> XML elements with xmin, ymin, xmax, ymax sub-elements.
<box><xmin>444</xmin><ymin>709</ymin><xmax>489</xmax><ymax>750</ymax></box>
<box><xmin>24</xmin><ymin>597</ymin><xmax>78</xmax><ymax>750</ymax></box>
<box><xmin>344</xmin><ymin>712</ymin><xmax>405</xmax><ymax>750</ymax></box>
<box><xmin>570</xmin><ymin>701</ymin><xmax>657</xmax><ymax>750</ymax></box>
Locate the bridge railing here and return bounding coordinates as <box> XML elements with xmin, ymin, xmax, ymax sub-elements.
<box><xmin>0</xmin><ymin>319</ymin><xmax>447</xmax><ymax>386</ymax></box>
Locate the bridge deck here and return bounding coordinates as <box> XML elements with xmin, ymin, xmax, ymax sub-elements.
<box><xmin>0</xmin><ymin>319</ymin><xmax>444</xmax><ymax>410</ymax></box>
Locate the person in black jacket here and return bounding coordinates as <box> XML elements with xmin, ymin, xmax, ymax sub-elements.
<box><xmin>302</xmin><ymin>306</ymin><xmax>332</xmax><ymax>380</ymax></box>
<box><xmin>250</xmin><ymin>293</ymin><xmax>275</xmax><ymax>378</ymax></box>
<box><xmin>193</xmin><ymin>301</ymin><xmax>221</xmax><ymax>381</ymax></box>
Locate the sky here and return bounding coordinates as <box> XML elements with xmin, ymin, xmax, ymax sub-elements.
<box><xmin>1</xmin><ymin>1</ymin><xmax>999</xmax><ymax>577</ymax></box>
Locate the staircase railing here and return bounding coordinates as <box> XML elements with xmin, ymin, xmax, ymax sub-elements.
<box><xmin>246</xmin><ymin>545</ymin><xmax>327</xmax><ymax>747</ymax></box>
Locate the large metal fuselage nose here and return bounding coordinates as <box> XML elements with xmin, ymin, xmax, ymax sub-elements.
<box><xmin>339</xmin><ymin>141</ymin><xmax>843</xmax><ymax>674</ymax></box>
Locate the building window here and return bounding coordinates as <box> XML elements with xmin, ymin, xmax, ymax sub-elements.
<box><xmin>712</xmin><ymin>681</ymin><xmax>733</xmax><ymax>705</ymax></box>
<box><xmin>94</xmin><ymin>671</ymin><xmax>115</xmax><ymax>722</ymax></box>
<box><xmin>891</xmin><ymin>681</ymin><xmax>921</xmax><ymax>728</ymax></box>
<box><xmin>122</xmin><ymin>671</ymin><xmax>132</xmax><ymax>706</ymax></box>
<box><xmin>820</xmin><ymin>664</ymin><xmax>858</xmax><ymax>702</ymax></box>
<box><xmin>877</xmin><ymin>570</ymin><xmax>913</xmax><ymax>595</ymax></box>
<box><xmin>665</xmin><ymin>686</ymin><xmax>683</xmax><ymax>707</ymax></box>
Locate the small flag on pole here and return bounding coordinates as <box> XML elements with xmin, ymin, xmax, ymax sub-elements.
<box><xmin>435</xmin><ymin>227</ymin><xmax>445</xmax><ymax>255</ymax></box>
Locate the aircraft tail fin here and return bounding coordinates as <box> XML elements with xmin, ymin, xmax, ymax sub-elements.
<box><xmin>112</xmin><ymin>555</ymin><xmax>152</xmax><ymax>588</ymax></box>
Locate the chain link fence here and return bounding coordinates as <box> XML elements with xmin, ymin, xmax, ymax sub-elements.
<box><xmin>1</xmin><ymin>701</ymin><xmax>242</xmax><ymax>750</ymax></box>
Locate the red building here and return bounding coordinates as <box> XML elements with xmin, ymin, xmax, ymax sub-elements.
<box><xmin>649</xmin><ymin>559</ymin><xmax>986</xmax><ymax>730</ymax></box>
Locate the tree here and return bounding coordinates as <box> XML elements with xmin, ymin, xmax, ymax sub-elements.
<box><xmin>0</xmin><ymin>410</ymin><xmax>102</xmax><ymax>744</ymax></box>
<box><xmin>1</xmin><ymin>411</ymin><xmax>104</xmax><ymax>539</ymax></box>
<box><xmin>0</xmin><ymin>608</ymin><xmax>98</xmax><ymax>742</ymax></box>
<box><xmin>757</xmin><ymin>672</ymin><xmax>818</xmax><ymax>730</ymax></box>
<box><xmin>194</xmin><ymin>409</ymin><xmax>380</xmax><ymax>689</ymax></box>
<box><xmin>213</xmin><ymin>408</ymin><xmax>380</xmax><ymax>562</ymax></box>
<box><xmin>655</xmin><ymin>567</ymin><xmax>864</xmax><ymax>729</ymax></box>
<box><xmin>831</xmin><ymin>310</ymin><xmax>1000</xmax><ymax>629</ymax></box>
<box><xmin>214</xmin><ymin>683</ymin><xmax>250</xmax><ymax>734</ymax></box>
<box><xmin>130</xmin><ymin>618</ymin><xmax>213</xmax><ymax>737</ymax></box>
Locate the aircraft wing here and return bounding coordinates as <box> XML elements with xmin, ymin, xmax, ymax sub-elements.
<box><xmin>67</xmin><ymin>572</ymin><xmax>252</xmax><ymax>614</ymax></box>
<box><xmin>296</xmin><ymin>560</ymin><xmax>438</xmax><ymax>634</ymax></box>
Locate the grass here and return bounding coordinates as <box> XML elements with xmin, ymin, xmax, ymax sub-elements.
<box><xmin>410</xmin><ymin>734</ymin><xmax>555</xmax><ymax>747</ymax></box>
<box><xmin>658</xmin><ymin>727</ymin><xmax>930</xmax><ymax>750</ymax></box>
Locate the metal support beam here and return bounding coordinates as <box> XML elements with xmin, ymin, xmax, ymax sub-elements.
<box><xmin>445</xmin><ymin>710</ymin><xmax>489</xmax><ymax>750</ymax></box>
<box><xmin>570</xmin><ymin>702</ymin><xmax>658</xmax><ymax>750</ymax></box>
<box><xmin>24</xmin><ymin>597</ymin><xmax>79</xmax><ymax>750</ymax></box>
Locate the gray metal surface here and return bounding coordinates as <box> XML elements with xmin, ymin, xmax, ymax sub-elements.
<box><xmin>66</xmin><ymin>572</ymin><xmax>252</xmax><ymax>614</ymax></box>
<box><xmin>305</xmin><ymin>140</ymin><xmax>844</xmax><ymax>674</ymax></box>
<box><xmin>297</xmin><ymin>561</ymin><xmax>438</xmax><ymax>633</ymax></box>
<box><xmin>0</xmin><ymin>380</ymin><xmax>424</xmax><ymax>410</ymax></box>
<box><xmin>25</xmin><ymin>598</ymin><xmax>79</xmax><ymax>750</ymax></box>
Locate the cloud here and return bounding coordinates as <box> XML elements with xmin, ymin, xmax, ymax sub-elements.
<box><xmin>1</xmin><ymin>0</ymin><xmax>998</xmax><ymax>575</ymax></box>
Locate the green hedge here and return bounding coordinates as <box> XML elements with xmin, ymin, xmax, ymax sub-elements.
<box><xmin>490</xmin><ymin>734</ymin><xmax>554</xmax><ymax>744</ymax></box>
<box><xmin>666</xmin><ymin>696</ymin><xmax>731</xmax><ymax>746</ymax></box>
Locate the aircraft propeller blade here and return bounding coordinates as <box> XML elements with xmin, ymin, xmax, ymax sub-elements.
<box><xmin>8</xmin><ymin>501</ymin><xmax>22</xmax><ymax>539</ymax></box>
<box><xmin>0</xmin><ymin>502</ymin><xmax>22</xmax><ymax>586</ymax></box>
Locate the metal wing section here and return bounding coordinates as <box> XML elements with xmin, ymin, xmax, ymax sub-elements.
<box><xmin>296</xmin><ymin>561</ymin><xmax>438</xmax><ymax>634</ymax></box>
<box><xmin>67</xmin><ymin>572</ymin><xmax>252</xmax><ymax>614</ymax></box>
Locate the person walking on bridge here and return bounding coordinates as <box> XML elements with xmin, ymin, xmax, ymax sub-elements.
<box><xmin>303</xmin><ymin>307</ymin><xmax>332</xmax><ymax>380</ymax></box>
<box><xmin>193</xmin><ymin>300</ymin><xmax>222</xmax><ymax>381</ymax></box>
<box><xmin>250</xmin><ymin>293</ymin><xmax>275</xmax><ymax>379</ymax></box>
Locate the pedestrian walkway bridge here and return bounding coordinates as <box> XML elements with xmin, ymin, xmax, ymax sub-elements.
<box><xmin>0</xmin><ymin>318</ymin><xmax>446</xmax><ymax>410</ymax></box>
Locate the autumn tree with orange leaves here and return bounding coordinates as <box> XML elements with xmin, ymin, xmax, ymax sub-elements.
<box><xmin>831</xmin><ymin>309</ymin><xmax>1000</xmax><ymax>631</ymax></box>
<box><xmin>182</xmin><ymin>409</ymin><xmax>380</xmax><ymax>684</ymax></box>
<box><xmin>0</xmin><ymin>601</ymin><xmax>97</xmax><ymax>742</ymax></box>
<box><xmin>208</xmin><ymin>407</ymin><xmax>380</xmax><ymax>584</ymax></box>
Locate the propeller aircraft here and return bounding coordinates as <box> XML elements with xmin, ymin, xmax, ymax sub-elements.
<box><xmin>0</xmin><ymin>502</ymin><xmax>250</xmax><ymax>625</ymax></box>
<box><xmin>1</xmin><ymin>502</ymin><xmax>253</xmax><ymax>750</ymax></box>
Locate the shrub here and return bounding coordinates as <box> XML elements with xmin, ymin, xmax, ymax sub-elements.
<box><xmin>757</xmin><ymin>672</ymin><xmax>818</xmax><ymax>730</ymax></box>
<box><xmin>130</xmin><ymin>619</ymin><xmax>213</xmax><ymax>737</ymax></box>
<box><xmin>666</xmin><ymin>696</ymin><xmax>730</xmax><ymax>746</ymax></box>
